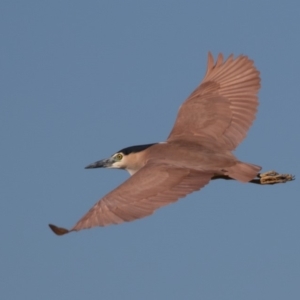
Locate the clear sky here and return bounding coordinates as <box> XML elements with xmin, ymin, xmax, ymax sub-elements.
<box><xmin>1</xmin><ymin>1</ymin><xmax>299</xmax><ymax>299</ymax></box>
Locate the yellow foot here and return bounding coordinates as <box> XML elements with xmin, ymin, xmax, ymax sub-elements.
<box><xmin>258</xmin><ymin>171</ymin><xmax>295</xmax><ymax>185</ymax></box>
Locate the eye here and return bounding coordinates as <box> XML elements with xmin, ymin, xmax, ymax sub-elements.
<box><xmin>115</xmin><ymin>153</ymin><xmax>123</xmax><ymax>161</ymax></box>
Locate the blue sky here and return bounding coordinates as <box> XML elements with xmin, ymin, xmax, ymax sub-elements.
<box><xmin>1</xmin><ymin>1</ymin><xmax>299</xmax><ymax>299</ymax></box>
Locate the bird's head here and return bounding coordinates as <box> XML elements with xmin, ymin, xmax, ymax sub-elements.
<box><xmin>85</xmin><ymin>152</ymin><xmax>125</xmax><ymax>170</ymax></box>
<box><xmin>85</xmin><ymin>143</ymin><xmax>157</xmax><ymax>175</ymax></box>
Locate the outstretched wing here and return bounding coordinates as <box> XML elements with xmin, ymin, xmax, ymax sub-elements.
<box><xmin>167</xmin><ymin>52</ymin><xmax>260</xmax><ymax>150</ymax></box>
<box><xmin>49</xmin><ymin>164</ymin><xmax>213</xmax><ymax>235</ymax></box>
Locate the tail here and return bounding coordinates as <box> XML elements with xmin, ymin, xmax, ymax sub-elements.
<box><xmin>225</xmin><ymin>162</ymin><xmax>262</xmax><ymax>183</ymax></box>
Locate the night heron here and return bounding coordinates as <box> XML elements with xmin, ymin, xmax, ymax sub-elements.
<box><xmin>49</xmin><ymin>52</ymin><xmax>294</xmax><ymax>236</ymax></box>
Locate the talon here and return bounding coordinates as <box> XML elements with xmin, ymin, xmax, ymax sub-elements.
<box><xmin>258</xmin><ymin>170</ymin><xmax>295</xmax><ymax>185</ymax></box>
<box><xmin>258</xmin><ymin>171</ymin><xmax>278</xmax><ymax>178</ymax></box>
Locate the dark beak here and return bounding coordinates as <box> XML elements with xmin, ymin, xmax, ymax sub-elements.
<box><xmin>85</xmin><ymin>158</ymin><xmax>111</xmax><ymax>169</ymax></box>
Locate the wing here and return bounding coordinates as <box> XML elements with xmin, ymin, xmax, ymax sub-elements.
<box><xmin>49</xmin><ymin>163</ymin><xmax>213</xmax><ymax>235</ymax></box>
<box><xmin>167</xmin><ymin>52</ymin><xmax>260</xmax><ymax>150</ymax></box>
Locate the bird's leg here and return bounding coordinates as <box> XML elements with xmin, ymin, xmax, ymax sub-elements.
<box><xmin>212</xmin><ymin>171</ymin><xmax>294</xmax><ymax>185</ymax></box>
<box><xmin>256</xmin><ymin>171</ymin><xmax>295</xmax><ymax>185</ymax></box>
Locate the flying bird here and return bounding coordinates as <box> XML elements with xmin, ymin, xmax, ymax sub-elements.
<box><xmin>49</xmin><ymin>52</ymin><xmax>294</xmax><ymax>236</ymax></box>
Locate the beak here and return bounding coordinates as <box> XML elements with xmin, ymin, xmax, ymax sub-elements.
<box><xmin>85</xmin><ymin>158</ymin><xmax>112</xmax><ymax>169</ymax></box>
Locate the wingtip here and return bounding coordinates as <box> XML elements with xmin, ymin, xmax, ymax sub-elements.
<box><xmin>205</xmin><ymin>51</ymin><xmax>215</xmax><ymax>77</ymax></box>
<box><xmin>207</xmin><ymin>51</ymin><xmax>214</xmax><ymax>63</ymax></box>
<box><xmin>49</xmin><ymin>224</ymin><xmax>70</xmax><ymax>236</ymax></box>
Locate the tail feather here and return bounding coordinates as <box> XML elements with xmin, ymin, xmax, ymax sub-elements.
<box><xmin>225</xmin><ymin>162</ymin><xmax>261</xmax><ymax>183</ymax></box>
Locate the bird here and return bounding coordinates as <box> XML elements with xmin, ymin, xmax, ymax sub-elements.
<box><xmin>49</xmin><ymin>52</ymin><xmax>294</xmax><ymax>236</ymax></box>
